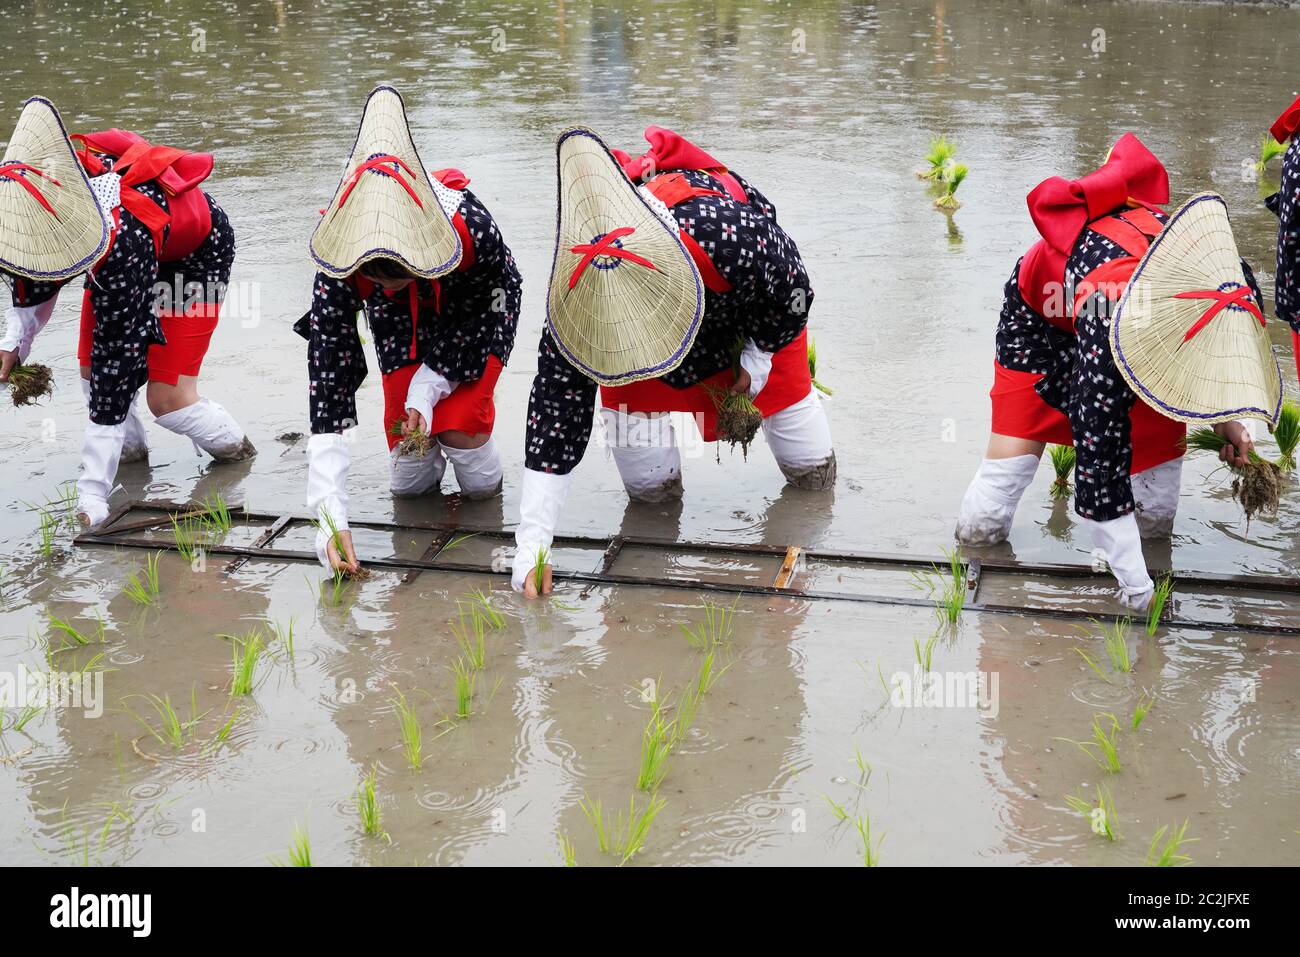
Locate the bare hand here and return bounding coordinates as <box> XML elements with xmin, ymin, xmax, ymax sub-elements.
<box><xmin>402</xmin><ymin>408</ymin><xmax>428</xmax><ymax>438</ymax></box>
<box><xmin>0</xmin><ymin>350</ymin><xmax>17</xmax><ymax>383</ymax></box>
<box><xmin>326</xmin><ymin>529</ymin><xmax>360</xmax><ymax>575</ymax></box>
<box><xmin>523</xmin><ymin>563</ymin><xmax>553</xmax><ymax>599</ymax></box>
<box><xmin>729</xmin><ymin>367</ymin><xmax>751</xmax><ymax>395</ymax></box>
<box><xmin>1213</xmin><ymin>421</ymin><xmax>1255</xmax><ymax>469</ymax></box>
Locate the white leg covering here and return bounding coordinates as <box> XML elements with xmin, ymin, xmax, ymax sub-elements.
<box><xmin>389</xmin><ymin>444</ymin><xmax>447</xmax><ymax>497</ymax></box>
<box><xmin>81</xmin><ymin>378</ymin><xmax>148</xmax><ymax>463</ymax></box>
<box><xmin>154</xmin><ymin>397</ymin><xmax>256</xmax><ymax>463</ymax></box>
<box><xmin>439</xmin><ymin>436</ymin><xmax>502</xmax><ymax>500</ymax></box>
<box><xmin>954</xmin><ymin>454</ymin><xmax>1040</xmax><ymax>546</ymax></box>
<box><xmin>1132</xmin><ymin>457</ymin><xmax>1182</xmax><ymax>540</ymax></box>
<box><xmin>762</xmin><ymin>389</ymin><xmax>836</xmax><ymax>489</ymax></box>
<box><xmin>603</xmin><ymin>409</ymin><xmax>683</xmax><ymax>502</ymax></box>
<box><xmin>77</xmin><ymin>422</ymin><xmax>125</xmax><ymax>528</ymax></box>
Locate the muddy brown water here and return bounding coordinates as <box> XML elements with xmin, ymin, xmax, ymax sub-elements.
<box><xmin>2</xmin><ymin>0</ymin><xmax>1298</xmax><ymax>866</ymax></box>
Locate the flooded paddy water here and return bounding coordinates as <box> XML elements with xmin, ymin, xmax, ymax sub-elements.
<box><xmin>2</xmin><ymin>0</ymin><xmax>1299</xmax><ymax>866</ymax></box>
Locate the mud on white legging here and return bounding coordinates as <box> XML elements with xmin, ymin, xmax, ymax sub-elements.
<box><xmin>602</xmin><ymin>388</ymin><xmax>836</xmax><ymax>500</ymax></box>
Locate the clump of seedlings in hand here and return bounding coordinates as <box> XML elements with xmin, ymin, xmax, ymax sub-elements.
<box><xmin>1059</xmin><ymin>712</ymin><xmax>1123</xmax><ymax>774</ymax></box>
<box><xmin>917</xmin><ymin>135</ymin><xmax>957</xmax><ymax>181</ymax></box>
<box><xmin>1146</xmin><ymin>819</ymin><xmax>1195</xmax><ymax>867</ymax></box>
<box><xmin>933</xmin><ymin>162</ymin><xmax>968</xmax><ymax>211</ymax></box>
<box><xmin>807</xmin><ymin>337</ymin><xmax>833</xmax><ymax>396</ymax></box>
<box><xmin>356</xmin><ymin>766</ymin><xmax>389</xmax><ymax>842</ymax></box>
<box><xmin>389</xmin><ymin>420</ymin><xmax>433</xmax><ymax>458</ymax></box>
<box><xmin>227</xmin><ymin>628</ymin><xmax>265</xmax><ymax>697</ymax></box>
<box><xmin>123</xmin><ymin>551</ymin><xmax>162</xmax><ymax>607</ymax></box>
<box><xmin>636</xmin><ymin>696</ymin><xmax>676</xmax><ymax>791</ymax></box>
<box><xmin>1257</xmin><ymin>135</ymin><xmax>1287</xmax><ymax>173</ymax></box>
<box><xmin>1064</xmin><ymin>784</ymin><xmax>1120</xmax><ymax>842</ymax></box>
<box><xmin>1146</xmin><ymin>575</ymin><xmax>1173</xmax><ymax>637</ymax></box>
<box><xmin>1048</xmin><ymin>444</ymin><xmax>1076</xmax><ymax>501</ymax></box>
<box><xmin>6</xmin><ymin>362</ymin><xmax>54</xmax><ymax>407</ymax></box>
<box><xmin>532</xmin><ymin>547</ymin><xmax>550</xmax><ymax>595</ymax></box>
<box><xmin>1273</xmin><ymin>399</ymin><xmax>1300</xmax><ymax>474</ymax></box>
<box><xmin>1184</xmin><ymin>427</ymin><xmax>1281</xmax><ymax>530</ymax></box>
<box><xmin>579</xmin><ymin>794</ymin><xmax>666</xmax><ymax>866</ymax></box>
<box><xmin>391</xmin><ymin>689</ymin><xmax>424</xmax><ymax>770</ymax></box>
<box><xmin>707</xmin><ymin>384</ymin><xmax>763</xmax><ymax>460</ymax></box>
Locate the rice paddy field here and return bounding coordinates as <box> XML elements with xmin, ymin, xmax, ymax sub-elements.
<box><xmin>2</xmin><ymin>0</ymin><xmax>1299</xmax><ymax>867</ymax></box>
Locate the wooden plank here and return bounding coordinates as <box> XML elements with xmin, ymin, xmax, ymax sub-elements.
<box><xmin>773</xmin><ymin>546</ymin><xmax>803</xmax><ymax>589</ymax></box>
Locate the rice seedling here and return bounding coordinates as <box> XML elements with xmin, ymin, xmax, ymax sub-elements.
<box><xmin>1059</xmin><ymin>712</ymin><xmax>1123</xmax><ymax>774</ymax></box>
<box><xmin>932</xmin><ymin>547</ymin><xmax>966</xmax><ymax>624</ymax></box>
<box><xmin>707</xmin><ymin>384</ymin><xmax>763</xmax><ymax>459</ymax></box>
<box><xmin>12</xmin><ymin>701</ymin><xmax>43</xmax><ymax>732</ymax></box>
<box><xmin>913</xmin><ymin>634</ymin><xmax>938</xmax><ymax>672</ymax></box>
<box><xmin>1146</xmin><ymin>575</ymin><xmax>1173</xmax><ymax>636</ymax></box>
<box><xmin>670</xmin><ymin>683</ymin><xmax>700</xmax><ymax>749</ymax></box>
<box><xmin>1272</xmin><ymin>399</ymin><xmax>1300</xmax><ymax>474</ymax></box>
<box><xmin>533</xmin><ymin>546</ymin><xmax>550</xmax><ymax>595</ymax></box>
<box><xmin>392</xmin><ymin>689</ymin><xmax>424</xmax><ymax>770</ymax></box>
<box><xmin>388</xmin><ymin>419</ymin><xmax>433</xmax><ymax>458</ymax></box>
<box><xmin>1257</xmin><ymin>134</ymin><xmax>1287</xmax><ymax>173</ymax></box>
<box><xmin>273</xmin><ymin>822</ymin><xmax>313</xmax><ymax>867</ymax></box>
<box><xmin>558</xmin><ymin>831</ymin><xmax>578</xmax><ymax>867</ymax></box>
<box><xmin>693</xmin><ymin>646</ymin><xmax>729</xmax><ymax>697</ymax></box>
<box><xmin>1098</xmin><ymin>617</ymin><xmax>1132</xmax><ymax>673</ymax></box>
<box><xmin>356</xmin><ymin>766</ymin><xmax>389</xmax><ymax>842</ymax></box>
<box><xmin>170</xmin><ymin>514</ymin><xmax>207</xmax><ymax>565</ymax></box>
<box><xmin>320</xmin><ymin>569</ymin><xmax>353</xmax><ymax>606</ymax></box>
<box><xmin>933</xmin><ymin>162</ymin><xmax>969</xmax><ymax>211</ymax></box>
<box><xmin>228</xmin><ymin>629</ymin><xmax>265</xmax><ymax>697</ymax></box>
<box><xmin>807</xmin><ymin>337</ymin><xmax>833</xmax><ymax>396</ymax></box>
<box><xmin>205</xmin><ymin>707</ymin><xmax>244</xmax><ymax>754</ymax></box>
<box><xmin>1146</xmin><ymin>819</ymin><xmax>1195</xmax><ymax>867</ymax></box>
<box><xmin>579</xmin><ymin>794</ymin><xmax>667</xmax><ymax>866</ymax></box>
<box><xmin>123</xmin><ymin>551</ymin><xmax>163</xmax><ymax>607</ymax></box>
<box><xmin>465</xmin><ymin>587</ymin><xmax>505</xmax><ymax>630</ymax></box>
<box><xmin>451</xmin><ymin>656</ymin><xmax>477</xmax><ymax>719</ymax></box>
<box><xmin>124</xmin><ymin>688</ymin><xmax>207</xmax><ymax>751</ymax></box>
<box><xmin>196</xmin><ymin>492</ymin><xmax>232</xmax><ymax>537</ymax></box>
<box><xmin>1130</xmin><ymin>692</ymin><xmax>1155</xmax><ymax>731</ymax></box>
<box><xmin>823</xmin><ymin>795</ymin><xmax>851</xmax><ymax>823</ymax></box>
<box><xmin>679</xmin><ymin>598</ymin><xmax>736</xmax><ymax>650</ymax></box>
<box><xmin>1064</xmin><ymin>784</ymin><xmax>1120</xmax><ymax>841</ymax></box>
<box><xmin>268</xmin><ymin>618</ymin><xmax>296</xmax><ymax>661</ymax></box>
<box><xmin>1048</xmin><ymin>444</ymin><xmax>1076</xmax><ymax>501</ymax></box>
<box><xmin>854</xmin><ymin>813</ymin><xmax>884</xmax><ymax>866</ymax></box>
<box><xmin>636</xmin><ymin>697</ymin><xmax>676</xmax><ymax>791</ymax></box>
<box><xmin>1072</xmin><ymin>646</ymin><xmax>1114</xmax><ymax>685</ymax></box>
<box><xmin>49</xmin><ymin>613</ymin><xmax>106</xmax><ymax>649</ymax></box>
<box><xmin>452</xmin><ymin>605</ymin><xmax>487</xmax><ymax>671</ymax></box>
<box><xmin>917</xmin><ymin>135</ymin><xmax>957</xmax><ymax>181</ymax></box>
<box><xmin>38</xmin><ymin>509</ymin><xmax>58</xmax><ymax>560</ymax></box>
<box><xmin>6</xmin><ymin>361</ymin><xmax>54</xmax><ymax>407</ymax></box>
<box><xmin>1184</xmin><ymin>427</ymin><xmax>1281</xmax><ymax>529</ymax></box>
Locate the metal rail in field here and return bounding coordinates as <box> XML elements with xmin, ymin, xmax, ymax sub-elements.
<box><xmin>71</xmin><ymin>500</ymin><xmax>1300</xmax><ymax>636</ymax></box>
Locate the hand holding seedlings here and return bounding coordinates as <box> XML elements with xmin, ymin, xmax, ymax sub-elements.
<box><xmin>393</xmin><ymin>407</ymin><xmax>434</xmax><ymax>458</ymax></box>
<box><xmin>0</xmin><ymin>348</ymin><xmax>15</xmax><ymax>382</ymax></box>
<box><xmin>325</xmin><ymin>527</ymin><xmax>361</xmax><ymax>577</ymax></box>
<box><xmin>1185</xmin><ymin>424</ymin><xmax>1280</xmax><ymax>528</ymax></box>
<box><xmin>4</xmin><ymin>361</ymin><xmax>55</xmax><ymax>407</ymax></box>
<box><xmin>524</xmin><ymin>546</ymin><xmax>553</xmax><ymax>599</ymax></box>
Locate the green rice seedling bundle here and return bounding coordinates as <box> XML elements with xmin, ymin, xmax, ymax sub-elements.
<box><xmin>170</xmin><ymin>514</ymin><xmax>208</xmax><ymax>565</ymax></box>
<box><xmin>854</xmin><ymin>813</ymin><xmax>884</xmax><ymax>866</ymax></box>
<box><xmin>268</xmin><ymin>619</ymin><xmax>295</xmax><ymax>661</ymax></box>
<box><xmin>1146</xmin><ymin>575</ymin><xmax>1173</xmax><ymax>636</ymax></box>
<box><xmin>274</xmin><ymin>822</ymin><xmax>313</xmax><ymax>867</ymax></box>
<box><xmin>388</xmin><ymin>419</ymin><xmax>433</xmax><ymax>458</ymax></box>
<box><xmin>1072</xmin><ymin>646</ymin><xmax>1113</xmax><ymax>685</ymax></box>
<box><xmin>1064</xmin><ymin>712</ymin><xmax>1123</xmax><ymax>774</ymax></box>
<box><xmin>558</xmin><ymin>832</ymin><xmax>577</xmax><ymax>867</ymax></box>
<box><xmin>49</xmin><ymin>613</ymin><xmax>105</xmax><ymax>649</ymax></box>
<box><xmin>636</xmin><ymin>697</ymin><xmax>676</xmax><ymax>792</ymax></box>
<box><xmin>452</xmin><ymin>606</ymin><xmax>487</xmax><ymax>671</ymax></box>
<box><xmin>532</xmin><ymin>546</ymin><xmax>550</xmax><ymax>594</ymax></box>
<box><xmin>392</xmin><ymin>689</ymin><xmax>424</xmax><ymax>770</ymax></box>
<box><xmin>6</xmin><ymin>362</ymin><xmax>54</xmax><ymax>407</ymax></box>
<box><xmin>917</xmin><ymin>135</ymin><xmax>957</xmax><ymax>181</ymax></box>
<box><xmin>670</xmin><ymin>684</ymin><xmax>700</xmax><ymax>750</ymax></box>
<box><xmin>38</xmin><ymin>509</ymin><xmax>58</xmax><ymax>560</ymax></box>
<box><xmin>807</xmin><ymin>337</ymin><xmax>833</xmax><ymax>396</ymax></box>
<box><xmin>197</xmin><ymin>492</ymin><xmax>232</xmax><ymax>538</ymax></box>
<box><xmin>913</xmin><ymin>634</ymin><xmax>937</xmax><ymax>672</ymax></box>
<box><xmin>1257</xmin><ymin>135</ymin><xmax>1287</xmax><ymax>173</ymax></box>
<box><xmin>465</xmin><ymin>588</ymin><xmax>505</xmax><ymax>630</ymax></box>
<box><xmin>694</xmin><ymin>646</ymin><xmax>729</xmax><ymax>697</ymax></box>
<box><xmin>452</xmin><ymin>657</ymin><xmax>477</xmax><ymax>719</ymax></box>
<box><xmin>1184</xmin><ymin>427</ymin><xmax>1281</xmax><ymax>528</ymax></box>
<box><xmin>123</xmin><ymin>551</ymin><xmax>162</xmax><ymax>607</ymax></box>
<box><xmin>206</xmin><ymin>707</ymin><xmax>244</xmax><ymax>753</ymax></box>
<box><xmin>935</xmin><ymin>547</ymin><xmax>965</xmax><ymax>624</ymax></box>
<box><xmin>1048</xmin><ymin>444</ymin><xmax>1076</xmax><ymax>501</ymax></box>
<box><xmin>1130</xmin><ymin>692</ymin><xmax>1155</xmax><ymax>731</ymax></box>
<box><xmin>679</xmin><ymin>598</ymin><xmax>736</xmax><ymax>651</ymax></box>
<box><xmin>706</xmin><ymin>383</ymin><xmax>763</xmax><ymax>459</ymax></box>
<box><xmin>933</xmin><ymin>162</ymin><xmax>969</xmax><ymax>210</ymax></box>
<box><xmin>1273</xmin><ymin>399</ymin><xmax>1300</xmax><ymax>474</ymax></box>
<box><xmin>124</xmin><ymin>688</ymin><xmax>207</xmax><ymax>751</ymax></box>
<box><xmin>1146</xmin><ymin>820</ymin><xmax>1195</xmax><ymax>867</ymax></box>
<box><xmin>1099</xmin><ymin>617</ymin><xmax>1132</xmax><ymax>673</ymax></box>
<box><xmin>12</xmin><ymin>701</ymin><xmax>43</xmax><ymax>732</ymax></box>
<box><xmin>228</xmin><ymin>629</ymin><xmax>265</xmax><ymax>697</ymax></box>
<box><xmin>1064</xmin><ymin>784</ymin><xmax>1120</xmax><ymax>841</ymax></box>
<box><xmin>357</xmin><ymin>766</ymin><xmax>389</xmax><ymax>841</ymax></box>
<box><xmin>579</xmin><ymin>794</ymin><xmax>667</xmax><ymax>866</ymax></box>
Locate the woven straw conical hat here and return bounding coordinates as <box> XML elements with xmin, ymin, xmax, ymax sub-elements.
<box><xmin>310</xmin><ymin>85</ymin><xmax>461</xmax><ymax>279</ymax></box>
<box><xmin>1111</xmin><ymin>193</ymin><xmax>1282</xmax><ymax>427</ymax></box>
<box><xmin>546</xmin><ymin>126</ymin><xmax>703</xmax><ymax>385</ymax></box>
<box><xmin>0</xmin><ymin>96</ymin><xmax>109</xmax><ymax>281</ymax></box>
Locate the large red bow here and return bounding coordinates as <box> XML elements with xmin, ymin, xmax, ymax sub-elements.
<box><xmin>1271</xmin><ymin>94</ymin><xmax>1300</xmax><ymax>145</ymax></box>
<box><xmin>612</xmin><ymin>126</ymin><xmax>726</xmax><ymax>183</ymax></box>
<box><xmin>1027</xmin><ymin>132</ymin><xmax>1169</xmax><ymax>255</ymax></box>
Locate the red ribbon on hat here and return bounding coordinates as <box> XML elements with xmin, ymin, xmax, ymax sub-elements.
<box><xmin>568</xmin><ymin>227</ymin><xmax>657</xmax><ymax>289</ymax></box>
<box><xmin>0</xmin><ymin>162</ymin><xmax>62</xmax><ymax>218</ymax></box>
<box><xmin>1271</xmin><ymin>94</ymin><xmax>1300</xmax><ymax>145</ymax></box>
<box><xmin>1175</xmin><ymin>285</ymin><xmax>1266</xmax><ymax>342</ymax></box>
<box><xmin>337</xmin><ymin>154</ymin><xmax>424</xmax><ymax>210</ymax></box>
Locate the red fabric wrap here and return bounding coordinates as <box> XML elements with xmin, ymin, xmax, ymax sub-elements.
<box><xmin>1018</xmin><ymin>133</ymin><xmax>1169</xmax><ymax>323</ymax></box>
<box><xmin>1271</xmin><ymin>94</ymin><xmax>1300</xmax><ymax>145</ymax></box>
<box><xmin>78</xmin><ymin>288</ymin><xmax>220</xmax><ymax>383</ymax></box>
<box><xmin>380</xmin><ymin>355</ymin><xmax>502</xmax><ymax>450</ymax></box>
<box><xmin>72</xmin><ymin>128</ymin><xmax>214</xmax><ymax>261</ymax></box>
<box><xmin>599</xmin><ymin>330</ymin><xmax>813</xmax><ymax>441</ymax></box>
<box><xmin>612</xmin><ymin>126</ymin><xmax>748</xmax><ymax>202</ymax></box>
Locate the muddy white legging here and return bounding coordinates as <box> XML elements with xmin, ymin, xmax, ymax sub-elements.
<box><xmin>388</xmin><ymin>437</ymin><xmax>503</xmax><ymax>500</ymax></box>
<box><xmin>602</xmin><ymin>388</ymin><xmax>836</xmax><ymax>500</ymax></box>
